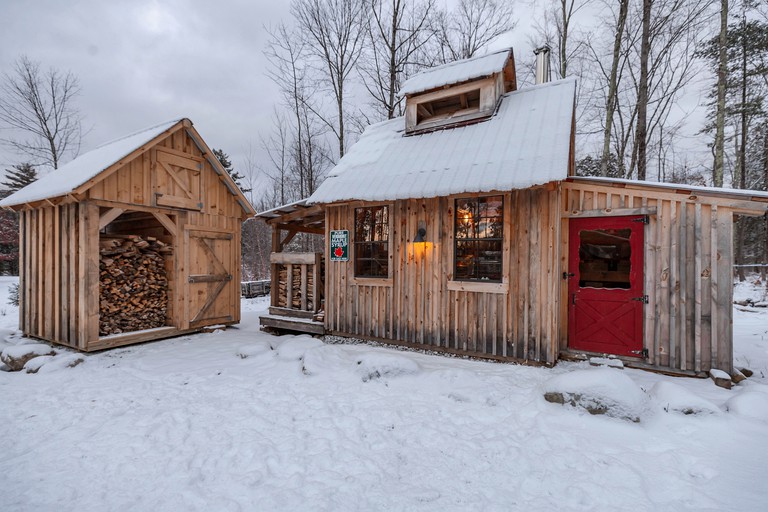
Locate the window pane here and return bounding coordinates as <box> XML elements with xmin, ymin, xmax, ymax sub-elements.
<box><xmin>354</xmin><ymin>206</ymin><xmax>389</xmax><ymax>278</ymax></box>
<box><xmin>454</xmin><ymin>197</ymin><xmax>503</xmax><ymax>282</ymax></box>
<box><xmin>578</xmin><ymin>228</ymin><xmax>631</xmax><ymax>289</ymax></box>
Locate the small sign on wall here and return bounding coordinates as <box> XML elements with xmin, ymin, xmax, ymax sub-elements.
<box><xmin>330</xmin><ymin>230</ymin><xmax>349</xmax><ymax>261</ymax></box>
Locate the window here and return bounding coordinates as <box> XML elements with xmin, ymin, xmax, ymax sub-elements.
<box><xmin>354</xmin><ymin>206</ymin><xmax>389</xmax><ymax>278</ymax></box>
<box><xmin>416</xmin><ymin>89</ymin><xmax>481</xmax><ymax>126</ymax></box>
<box><xmin>578</xmin><ymin>228</ymin><xmax>632</xmax><ymax>289</ymax></box>
<box><xmin>454</xmin><ymin>196</ymin><xmax>503</xmax><ymax>281</ymax></box>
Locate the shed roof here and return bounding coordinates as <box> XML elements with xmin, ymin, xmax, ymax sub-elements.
<box><xmin>568</xmin><ymin>176</ymin><xmax>768</xmax><ymax>202</ymax></box>
<box><xmin>308</xmin><ymin>77</ymin><xmax>576</xmax><ymax>204</ymax></box>
<box><xmin>0</xmin><ymin>118</ymin><xmax>255</xmax><ymax>215</ymax></box>
<box><xmin>399</xmin><ymin>49</ymin><xmax>511</xmax><ymax>97</ymax></box>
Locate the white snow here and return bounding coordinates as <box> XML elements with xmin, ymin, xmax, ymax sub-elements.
<box><xmin>0</xmin><ymin>119</ymin><xmax>181</xmax><ymax>207</ymax></box>
<box><xmin>650</xmin><ymin>381</ymin><xmax>721</xmax><ymax>415</ymax></box>
<box><xmin>709</xmin><ymin>368</ymin><xmax>730</xmax><ymax>380</ymax></box>
<box><xmin>726</xmin><ymin>391</ymin><xmax>768</xmax><ymax>421</ymax></box>
<box><xmin>308</xmin><ymin>78</ymin><xmax>577</xmax><ymax>204</ymax></box>
<box><xmin>1</xmin><ymin>274</ymin><xmax>768</xmax><ymax>510</ymax></box>
<box><xmin>398</xmin><ymin>49</ymin><xmax>511</xmax><ymax>96</ymax></box>
<box><xmin>1</xmin><ymin>342</ymin><xmax>54</xmax><ymax>360</ymax></box>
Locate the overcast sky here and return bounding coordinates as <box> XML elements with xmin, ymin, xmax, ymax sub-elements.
<box><xmin>0</xmin><ymin>0</ymin><xmax>294</xmax><ymax>175</ymax></box>
<box><xmin>0</xmin><ymin>1</ymin><xmax>546</xmax><ymax>184</ymax></box>
<box><xmin>0</xmin><ymin>0</ymin><xmax>712</xmax><ymax>192</ymax></box>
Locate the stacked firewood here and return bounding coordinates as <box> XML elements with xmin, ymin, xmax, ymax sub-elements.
<box><xmin>277</xmin><ymin>264</ymin><xmax>315</xmax><ymax>310</ymax></box>
<box><xmin>99</xmin><ymin>235</ymin><xmax>173</xmax><ymax>336</ymax></box>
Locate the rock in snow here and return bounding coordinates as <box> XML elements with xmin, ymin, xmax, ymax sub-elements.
<box><xmin>650</xmin><ymin>381</ymin><xmax>721</xmax><ymax>415</ymax></box>
<box><xmin>1</xmin><ymin>343</ymin><xmax>55</xmax><ymax>371</ymax></box>
<box><xmin>543</xmin><ymin>368</ymin><xmax>648</xmax><ymax>422</ymax></box>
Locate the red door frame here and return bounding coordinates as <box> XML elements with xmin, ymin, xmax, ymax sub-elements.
<box><xmin>568</xmin><ymin>215</ymin><xmax>646</xmax><ymax>357</ymax></box>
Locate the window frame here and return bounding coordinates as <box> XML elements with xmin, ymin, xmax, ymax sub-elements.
<box><xmin>452</xmin><ymin>195</ymin><xmax>505</xmax><ymax>284</ymax></box>
<box><xmin>353</xmin><ymin>204</ymin><xmax>391</xmax><ymax>279</ymax></box>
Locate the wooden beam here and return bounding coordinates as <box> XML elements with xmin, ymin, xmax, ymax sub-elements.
<box><xmin>98</xmin><ymin>207</ymin><xmax>125</xmax><ymax>230</ymax></box>
<box><xmin>150</xmin><ymin>211</ymin><xmax>177</xmax><ymax>237</ymax></box>
<box><xmin>270</xmin><ymin>252</ymin><xmax>321</xmax><ymax>265</ymax></box>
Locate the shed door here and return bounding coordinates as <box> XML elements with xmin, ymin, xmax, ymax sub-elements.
<box><xmin>154</xmin><ymin>148</ymin><xmax>203</xmax><ymax>211</ymax></box>
<box><xmin>568</xmin><ymin>216</ymin><xmax>645</xmax><ymax>357</ymax></box>
<box><xmin>187</xmin><ymin>229</ymin><xmax>235</xmax><ymax>328</ymax></box>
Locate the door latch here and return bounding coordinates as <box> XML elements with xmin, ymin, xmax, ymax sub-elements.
<box><xmin>562</xmin><ymin>272</ymin><xmax>575</xmax><ymax>280</ymax></box>
<box><xmin>630</xmin><ymin>348</ymin><xmax>649</xmax><ymax>358</ymax></box>
<box><xmin>632</xmin><ymin>215</ymin><xmax>650</xmax><ymax>224</ymax></box>
<box><xmin>631</xmin><ymin>295</ymin><xmax>649</xmax><ymax>304</ymax></box>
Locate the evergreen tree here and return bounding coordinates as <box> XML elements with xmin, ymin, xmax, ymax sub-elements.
<box><xmin>1</xmin><ymin>162</ymin><xmax>38</xmax><ymax>195</ymax></box>
<box><xmin>213</xmin><ymin>148</ymin><xmax>251</xmax><ymax>193</ymax></box>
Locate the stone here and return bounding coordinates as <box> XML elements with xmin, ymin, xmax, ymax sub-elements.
<box><xmin>0</xmin><ymin>344</ymin><xmax>56</xmax><ymax>372</ymax></box>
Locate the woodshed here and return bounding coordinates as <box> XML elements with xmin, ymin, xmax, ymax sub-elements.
<box><xmin>0</xmin><ymin>118</ymin><xmax>255</xmax><ymax>351</ymax></box>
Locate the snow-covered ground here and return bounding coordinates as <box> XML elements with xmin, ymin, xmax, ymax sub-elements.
<box><xmin>1</xmin><ymin>275</ymin><xmax>767</xmax><ymax>511</ymax></box>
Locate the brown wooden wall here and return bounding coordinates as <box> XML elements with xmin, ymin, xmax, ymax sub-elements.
<box><xmin>325</xmin><ymin>187</ymin><xmax>561</xmax><ymax>364</ymax></box>
<box><xmin>17</xmin><ymin>126</ymin><xmax>245</xmax><ymax>351</ymax></box>
<box><xmin>562</xmin><ymin>181</ymin><xmax>738</xmax><ymax>373</ymax></box>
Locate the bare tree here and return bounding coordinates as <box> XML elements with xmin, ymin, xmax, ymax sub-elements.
<box><xmin>0</xmin><ymin>55</ymin><xmax>83</xmax><ymax>169</ymax></box>
<box><xmin>634</xmin><ymin>0</ymin><xmax>652</xmax><ymax>181</ymax></box>
<box><xmin>529</xmin><ymin>0</ymin><xmax>594</xmax><ymax>80</ymax></box>
<box><xmin>599</xmin><ymin>0</ymin><xmax>629</xmax><ymax>176</ymax></box>
<box><xmin>586</xmin><ymin>0</ymin><xmax>712</xmax><ymax>179</ymax></box>
<box><xmin>292</xmin><ymin>0</ymin><xmax>368</xmax><ymax>158</ymax></box>
<box><xmin>430</xmin><ymin>0</ymin><xmax>516</xmax><ymax>64</ymax></box>
<box><xmin>360</xmin><ymin>0</ymin><xmax>435</xmax><ymax>119</ymax></box>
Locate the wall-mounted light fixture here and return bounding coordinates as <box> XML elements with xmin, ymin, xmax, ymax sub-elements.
<box><xmin>414</xmin><ymin>223</ymin><xmax>427</xmax><ymax>243</ymax></box>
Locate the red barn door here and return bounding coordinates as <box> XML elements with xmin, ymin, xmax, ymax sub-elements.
<box><xmin>568</xmin><ymin>216</ymin><xmax>646</xmax><ymax>357</ymax></box>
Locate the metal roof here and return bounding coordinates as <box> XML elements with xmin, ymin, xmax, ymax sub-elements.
<box><xmin>308</xmin><ymin>78</ymin><xmax>577</xmax><ymax>204</ymax></box>
<box><xmin>399</xmin><ymin>49</ymin><xmax>511</xmax><ymax>97</ymax></box>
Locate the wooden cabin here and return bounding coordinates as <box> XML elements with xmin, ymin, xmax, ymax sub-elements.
<box><xmin>257</xmin><ymin>48</ymin><xmax>768</xmax><ymax>376</ymax></box>
<box><xmin>0</xmin><ymin>118</ymin><xmax>255</xmax><ymax>351</ymax></box>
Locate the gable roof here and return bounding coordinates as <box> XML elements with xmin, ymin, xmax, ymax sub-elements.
<box><xmin>0</xmin><ymin>118</ymin><xmax>256</xmax><ymax>216</ymax></box>
<box><xmin>398</xmin><ymin>49</ymin><xmax>511</xmax><ymax>97</ymax></box>
<box><xmin>308</xmin><ymin>78</ymin><xmax>577</xmax><ymax>204</ymax></box>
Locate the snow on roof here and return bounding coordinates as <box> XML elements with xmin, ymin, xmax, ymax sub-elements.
<box><xmin>398</xmin><ymin>49</ymin><xmax>511</xmax><ymax>97</ymax></box>
<box><xmin>0</xmin><ymin>119</ymin><xmax>182</xmax><ymax>207</ymax></box>
<box><xmin>308</xmin><ymin>78</ymin><xmax>576</xmax><ymax>204</ymax></box>
<box><xmin>569</xmin><ymin>176</ymin><xmax>768</xmax><ymax>201</ymax></box>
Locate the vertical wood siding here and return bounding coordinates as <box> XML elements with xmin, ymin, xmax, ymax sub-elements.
<box><xmin>19</xmin><ymin>203</ymin><xmax>81</xmax><ymax>347</ymax></box>
<box><xmin>325</xmin><ymin>187</ymin><xmax>560</xmax><ymax>364</ymax></box>
<box><xmin>562</xmin><ymin>182</ymin><xmax>735</xmax><ymax>372</ymax></box>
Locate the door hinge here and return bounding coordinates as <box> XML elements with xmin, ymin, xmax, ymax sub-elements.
<box><xmin>632</xmin><ymin>215</ymin><xmax>650</xmax><ymax>224</ymax></box>
<box><xmin>631</xmin><ymin>295</ymin><xmax>649</xmax><ymax>304</ymax></box>
<box><xmin>630</xmin><ymin>348</ymin><xmax>649</xmax><ymax>358</ymax></box>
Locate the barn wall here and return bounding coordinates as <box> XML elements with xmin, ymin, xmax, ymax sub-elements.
<box><xmin>325</xmin><ymin>187</ymin><xmax>561</xmax><ymax>364</ymax></box>
<box><xmin>561</xmin><ymin>182</ymin><xmax>736</xmax><ymax>373</ymax></box>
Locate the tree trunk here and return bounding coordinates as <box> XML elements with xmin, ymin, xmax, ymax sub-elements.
<box><xmin>736</xmin><ymin>10</ymin><xmax>748</xmax><ymax>282</ymax></box>
<box><xmin>713</xmin><ymin>0</ymin><xmax>728</xmax><ymax>188</ymax></box>
<box><xmin>600</xmin><ymin>0</ymin><xmax>629</xmax><ymax>177</ymax></box>
<box><xmin>635</xmin><ymin>0</ymin><xmax>652</xmax><ymax>181</ymax></box>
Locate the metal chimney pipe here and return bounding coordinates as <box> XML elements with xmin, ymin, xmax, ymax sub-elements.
<box><xmin>534</xmin><ymin>46</ymin><xmax>551</xmax><ymax>85</ymax></box>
